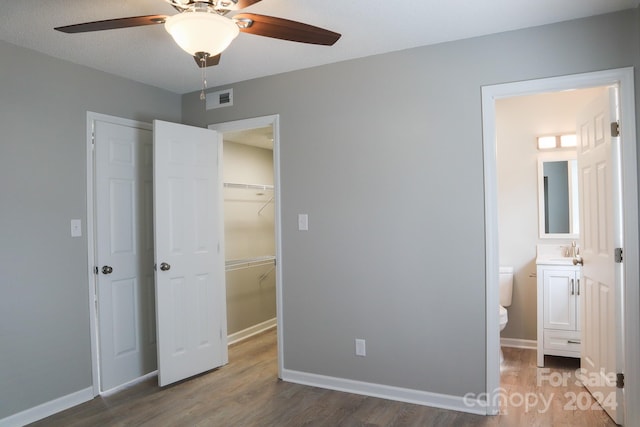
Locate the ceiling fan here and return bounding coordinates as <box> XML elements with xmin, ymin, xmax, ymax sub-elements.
<box><xmin>54</xmin><ymin>0</ymin><xmax>342</xmax><ymax>69</ymax></box>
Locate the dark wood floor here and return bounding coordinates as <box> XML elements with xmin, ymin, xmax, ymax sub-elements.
<box><xmin>31</xmin><ymin>330</ymin><xmax>616</xmax><ymax>426</ymax></box>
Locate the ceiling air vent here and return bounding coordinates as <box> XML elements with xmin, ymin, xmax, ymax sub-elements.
<box><xmin>206</xmin><ymin>88</ymin><xmax>233</xmax><ymax>110</ymax></box>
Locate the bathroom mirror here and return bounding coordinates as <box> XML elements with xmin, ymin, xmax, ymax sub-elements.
<box><xmin>537</xmin><ymin>153</ymin><xmax>579</xmax><ymax>239</ymax></box>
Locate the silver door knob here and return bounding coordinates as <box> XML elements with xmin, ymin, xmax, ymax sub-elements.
<box><xmin>102</xmin><ymin>265</ymin><xmax>113</xmax><ymax>274</ymax></box>
<box><xmin>160</xmin><ymin>262</ymin><xmax>171</xmax><ymax>271</ymax></box>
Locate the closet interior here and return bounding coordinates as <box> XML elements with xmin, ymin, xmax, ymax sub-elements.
<box><xmin>222</xmin><ymin>126</ymin><xmax>276</xmax><ymax>343</ymax></box>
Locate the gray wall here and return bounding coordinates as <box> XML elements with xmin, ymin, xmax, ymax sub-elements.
<box><xmin>184</xmin><ymin>10</ymin><xmax>639</xmax><ymax>398</ymax></box>
<box><xmin>0</xmin><ymin>40</ymin><xmax>181</xmax><ymax>419</ymax></box>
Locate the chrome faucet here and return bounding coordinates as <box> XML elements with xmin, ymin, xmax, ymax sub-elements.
<box><xmin>573</xmin><ymin>247</ymin><xmax>583</xmax><ymax>266</ymax></box>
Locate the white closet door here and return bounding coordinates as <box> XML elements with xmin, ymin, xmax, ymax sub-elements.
<box><xmin>94</xmin><ymin>119</ymin><xmax>156</xmax><ymax>391</ymax></box>
<box><xmin>153</xmin><ymin>120</ymin><xmax>226</xmax><ymax>387</ymax></box>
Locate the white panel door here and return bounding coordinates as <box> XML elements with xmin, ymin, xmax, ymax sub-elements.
<box><xmin>577</xmin><ymin>88</ymin><xmax>623</xmax><ymax>423</ymax></box>
<box><xmin>153</xmin><ymin>120</ymin><xmax>226</xmax><ymax>387</ymax></box>
<box><xmin>95</xmin><ymin>120</ymin><xmax>156</xmax><ymax>391</ymax></box>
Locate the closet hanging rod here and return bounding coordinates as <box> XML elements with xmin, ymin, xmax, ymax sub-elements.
<box><xmin>226</xmin><ymin>261</ymin><xmax>274</xmax><ymax>272</ymax></box>
<box><xmin>223</xmin><ymin>182</ymin><xmax>274</xmax><ymax>191</ymax></box>
<box><xmin>225</xmin><ymin>255</ymin><xmax>276</xmax><ymax>272</ymax></box>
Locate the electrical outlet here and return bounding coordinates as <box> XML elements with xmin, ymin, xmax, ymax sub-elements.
<box><xmin>355</xmin><ymin>338</ymin><xmax>366</xmax><ymax>357</ymax></box>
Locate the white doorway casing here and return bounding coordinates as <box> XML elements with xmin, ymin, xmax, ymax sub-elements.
<box><xmin>208</xmin><ymin>115</ymin><xmax>283</xmax><ymax>378</ymax></box>
<box><xmin>482</xmin><ymin>68</ymin><xmax>639</xmax><ymax>423</ymax></box>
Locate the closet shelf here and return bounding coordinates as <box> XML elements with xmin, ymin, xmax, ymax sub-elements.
<box><xmin>223</xmin><ymin>182</ymin><xmax>274</xmax><ymax>191</ymax></box>
<box><xmin>225</xmin><ymin>255</ymin><xmax>276</xmax><ymax>272</ymax></box>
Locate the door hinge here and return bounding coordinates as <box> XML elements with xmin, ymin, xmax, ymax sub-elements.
<box><xmin>611</xmin><ymin>121</ymin><xmax>620</xmax><ymax>137</ymax></box>
<box><xmin>617</xmin><ymin>373</ymin><xmax>624</xmax><ymax>389</ymax></box>
<box><xmin>615</xmin><ymin>247</ymin><xmax>623</xmax><ymax>263</ymax></box>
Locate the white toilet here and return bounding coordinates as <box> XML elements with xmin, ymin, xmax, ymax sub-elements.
<box><xmin>499</xmin><ymin>266</ymin><xmax>514</xmax><ymax>363</ymax></box>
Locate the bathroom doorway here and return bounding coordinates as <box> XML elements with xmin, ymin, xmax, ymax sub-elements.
<box><xmin>482</xmin><ymin>68</ymin><xmax>639</xmax><ymax>422</ymax></box>
<box><xmin>495</xmin><ymin>86</ymin><xmax>605</xmax><ymax>352</ymax></box>
<box><xmin>209</xmin><ymin>115</ymin><xmax>284</xmax><ymax>377</ymax></box>
<box><xmin>495</xmin><ymin>86</ymin><xmax>612</xmax><ymax>419</ymax></box>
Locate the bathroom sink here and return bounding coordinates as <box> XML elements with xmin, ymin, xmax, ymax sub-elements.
<box><xmin>536</xmin><ymin>244</ymin><xmax>580</xmax><ymax>265</ymax></box>
<box><xmin>536</xmin><ymin>257</ymin><xmax>575</xmax><ymax>265</ymax></box>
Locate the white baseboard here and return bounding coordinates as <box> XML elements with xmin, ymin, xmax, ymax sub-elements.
<box><xmin>0</xmin><ymin>386</ymin><xmax>93</xmax><ymax>427</ymax></box>
<box><xmin>501</xmin><ymin>337</ymin><xmax>537</xmax><ymax>350</ymax></box>
<box><xmin>227</xmin><ymin>317</ymin><xmax>277</xmax><ymax>345</ymax></box>
<box><xmin>101</xmin><ymin>370</ymin><xmax>158</xmax><ymax>396</ymax></box>
<box><xmin>281</xmin><ymin>369</ymin><xmax>487</xmax><ymax>416</ymax></box>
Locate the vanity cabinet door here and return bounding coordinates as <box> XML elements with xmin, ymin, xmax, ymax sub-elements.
<box><xmin>543</xmin><ymin>269</ymin><xmax>578</xmax><ymax>331</ymax></box>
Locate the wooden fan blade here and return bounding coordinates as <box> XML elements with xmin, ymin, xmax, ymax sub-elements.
<box><xmin>54</xmin><ymin>15</ymin><xmax>168</xmax><ymax>34</ymax></box>
<box><xmin>234</xmin><ymin>0</ymin><xmax>263</xmax><ymax>9</ymax></box>
<box><xmin>234</xmin><ymin>14</ymin><xmax>341</xmax><ymax>46</ymax></box>
<box><xmin>194</xmin><ymin>54</ymin><xmax>221</xmax><ymax>68</ymax></box>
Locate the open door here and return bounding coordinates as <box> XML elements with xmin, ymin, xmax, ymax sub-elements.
<box><xmin>153</xmin><ymin>120</ymin><xmax>227</xmax><ymax>387</ymax></box>
<box><xmin>577</xmin><ymin>87</ymin><xmax>624</xmax><ymax>424</ymax></box>
<box><xmin>93</xmin><ymin>118</ymin><xmax>157</xmax><ymax>391</ymax></box>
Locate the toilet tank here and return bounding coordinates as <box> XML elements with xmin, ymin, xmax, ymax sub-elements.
<box><xmin>499</xmin><ymin>266</ymin><xmax>514</xmax><ymax>307</ymax></box>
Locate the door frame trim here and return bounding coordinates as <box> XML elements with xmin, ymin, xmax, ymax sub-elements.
<box><xmin>208</xmin><ymin>114</ymin><xmax>283</xmax><ymax>378</ymax></box>
<box><xmin>481</xmin><ymin>67</ymin><xmax>639</xmax><ymax>421</ymax></box>
<box><xmin>85</xmin><ymin>112</ymin><xmax>153</xmax><ymax>396</ymax></box>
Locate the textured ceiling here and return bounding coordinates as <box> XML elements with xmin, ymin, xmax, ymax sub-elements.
<box><xmin>1</xmin><ymin>0</ymin><xmax>638</xmax><ymax>94</ymax></box>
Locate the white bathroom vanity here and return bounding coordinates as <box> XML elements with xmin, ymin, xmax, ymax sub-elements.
<box><xmin>536</xmin><ymin>245</ymin><xmax>582</xmax><ymax>367</ymax></box>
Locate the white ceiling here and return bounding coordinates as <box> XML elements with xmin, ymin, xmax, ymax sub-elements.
<box><xmin>1</xmin><ymin>0</ymin><xmax>638</xmax><ymax>94</ymax></box>
<box><xmin>224</xmin><ymin>126</ymin><xmax>273</xmax><ymax>150</ymax></box>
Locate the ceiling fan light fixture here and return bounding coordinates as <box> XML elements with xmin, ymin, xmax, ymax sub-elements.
<box><xmin>165</xmin><ymin>11</ymin><xmax>239</xmax><ymax>57</ymax></box>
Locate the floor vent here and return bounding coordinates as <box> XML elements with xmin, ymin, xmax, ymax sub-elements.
<box><xmin>206</xmin><ymin>88</ymin><xmax>233</xmax><ymax>110</ymax></box>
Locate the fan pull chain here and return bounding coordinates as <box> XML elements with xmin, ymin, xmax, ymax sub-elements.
<box><xmin>200</xmin><ymin>56</ymin><xmax>208</xmax><ymax>101</ymax></box>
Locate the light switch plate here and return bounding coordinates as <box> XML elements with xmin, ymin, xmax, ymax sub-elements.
<box><xmin>70</xmin><ymin>219</ymin><xmax>82</xmax><ymax>237</ymax></box>
<box><xmin>298</xmin><ymin>214</ymin><xmax>308</xmax><ymax>231</ymax></box>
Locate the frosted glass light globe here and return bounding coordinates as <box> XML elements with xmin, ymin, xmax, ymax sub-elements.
<box><xmin>165</xmin><ymin>12</ymin><xmax>240</xmax><ymax>57</ymax></box>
